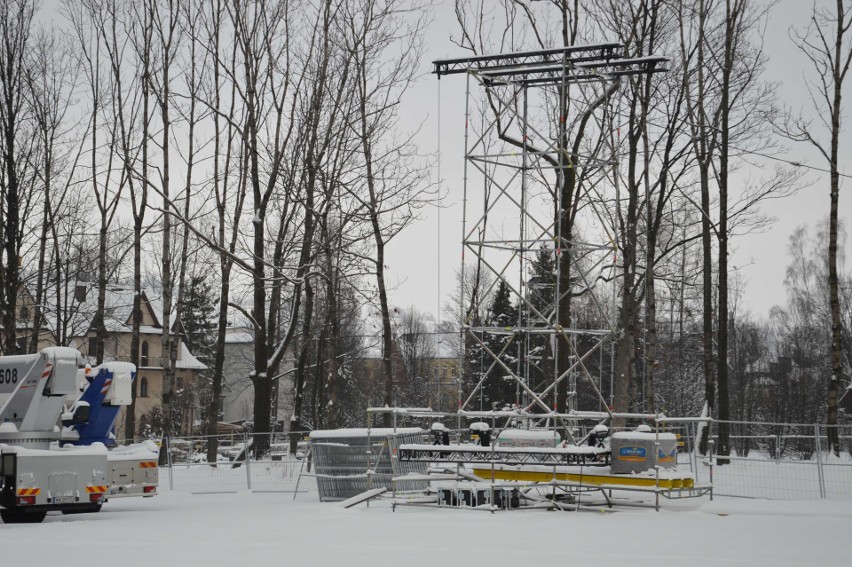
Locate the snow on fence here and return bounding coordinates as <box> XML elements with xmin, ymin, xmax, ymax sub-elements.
<box><xmin>310</xmin><ymin>428</ymin><xmax>429</xmax><ymax>501</ymax></box>
<box><xmin>158</xmin><ymin>421</ymin><xmax>852</xmax><ymax>502</ymax></box>
<box><xmin>674</xmin><ymin>420</ymin><xmax>852</xmax><ymax>501</ymax></box>
<box><xmin>162</xmin><ymin>432</ymin><xmax>318</xmax><ymax>496</ymax></box>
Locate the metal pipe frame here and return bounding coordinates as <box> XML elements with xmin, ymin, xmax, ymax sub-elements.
<box><xmin>436</xmin><ymin>43</ymin><xmax>668</xmax><ymax>442</ymax></box>
<box><xmin>433</xmin><ymin>44</ymin><xmax>667</xmax><ymax>85</ymax></box>
<box><xmin>452</xmin><ymin>58</ymin><xmax>620</xmax><ymax>422</ymax></box>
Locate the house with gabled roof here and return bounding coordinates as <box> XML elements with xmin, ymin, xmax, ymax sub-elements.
<box><xmin>1</xmin><ymin>284</ymin><xmax>57</xmax><ymax>354</ymax></box>
<box><xmin>62</xmin><ymin>285</ymin><xmax>207</xmax><ymax>439</ymax></box>
<box><xmin>4</xmin><ymin>281</ymin><xmax>208</xmax><ymax>437</ymax></box>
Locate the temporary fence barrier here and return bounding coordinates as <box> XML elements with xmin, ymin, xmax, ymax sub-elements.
<box><xmin>310</xmin><ymin>429</ymin><xmax>429</xmax><ymax>501</ymax></box>
<box><xmin>671</xmin><ymin>420</ymin><xmax>852</xmax><ymax>501</ymax></box>
<box><xmin>163</xmin><ymin>432</ymin><xmax>317</xmax><ymax>496</ymax></box>
<box><xmin>158</xmin><ymin>420</ymin><xmax>852</xmax><ymax>502</ymax></box>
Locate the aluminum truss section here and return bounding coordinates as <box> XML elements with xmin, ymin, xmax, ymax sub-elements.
<box><xmin>437</xmin><ymin>43</ymin><xmax>668</xmax><ymax>425</ymax></box>
<box><xmin>433</xmin><ymin>44</ymin><xmax>668</xmax><ymax>86</ymax></box>
<box><xmin>398</xmin><ymin>443</ymin><xmax>610</xmax><ymax>467</ymax></box>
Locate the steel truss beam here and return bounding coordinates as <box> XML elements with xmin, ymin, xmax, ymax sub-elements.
<box><xmin>366</xmin><ymin>407</ymin><xmax>663</xmax><ymax>421</ymax></box>
<box><xmin>440</xmin><ymin>43</ymin><xmax>665</xmax><ymax>424</ymax></box>
<box><xmin>397</xmin><ymin>443</ymin><xmax>610</xmax><ymax>467</ymax></box>
<box><xmin>433</xmin><ymin>44</ymin><xmax>668</xmax><ymax>84</ymax></box>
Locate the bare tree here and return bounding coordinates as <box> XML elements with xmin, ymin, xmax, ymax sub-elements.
<box><xmin>677</xmin><ymin>0</ymin><xmax>719</xmax><ymax>453</ymax></box>
<box><xmin>197</xmin><ymin>0</ymin><xmax>247</xmax><ymax>462</ymax></box>
<box><xmin>782</xmin><ymin>0</ymin><xmax>852</xmax><ymax>456</ymax></box>
<box><xmin>396</xmin><ymin>307</ymin><xmax>437</xmax><ymax>408</ymax></box>
<box><xmin>124</xmin><ymin>1</ymin><xmax>154</xmax><ymax>440</ymax></box>
<box><xmin>344</xmin><ymin>0</ymin><xmax>433</xmax><ymax>425</ymax></box>
<box><xmin>148</xmin><ymin>0</ymin><xmax>181</xmax><ymax>446</ymax></box>
<box><xmin>24</xmin><ymin>29</ymin><xmax>80</xmax><ymax>354</ymax></box>
<box><xmin>66</xmin><ymin>0</ymin><xmax>128</xmax><ymax>365</ymax></box>
<box><xmin>0</xmin><ymin>0</ymin><xmax>36</xmax><ymax>354</ymax></box>
<box><xmin>218</xmin><ymin>0</ymin><xmax>315</xmax><ymax>451</ymax></box>
<box><xmin>677</xmin><ymin>0</ymin><xmax>789</xmax><ymax>455</ymax></box>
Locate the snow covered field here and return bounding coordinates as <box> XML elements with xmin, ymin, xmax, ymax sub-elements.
<box><xmin>2</xmin><ymin>487</ymin><xmax>849</xmax><ymax>566</ymax></box>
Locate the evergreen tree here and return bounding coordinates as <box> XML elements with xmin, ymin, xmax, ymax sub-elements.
<box><xmin>179</xmin><ymin>273</ymin><xmax>217</xmax><ymax>430</ymax></box>
<box><xmin>182</xmin><ymin>274</ymin><xmax>217</xmax><ymax>367</ymax></box>
<box><xmin>479</xmin><ymin>278</ymin><xmax>518</xmax><ymax>409</ymax></box>
<box><xmin>527</xmin><ymin>247</ymin><xmax>555</xmax><ymax>393</ymax></box>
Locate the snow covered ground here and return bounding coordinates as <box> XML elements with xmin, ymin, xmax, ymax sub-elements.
<box><xmin>2</xmin><ymin>486</ymin><xmax>848</xmax><ymax>566</ymax></box>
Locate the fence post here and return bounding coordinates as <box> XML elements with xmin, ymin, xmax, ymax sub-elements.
<box><xmin>775</xmin><ymin>433</ymin><xmax>782</xmax><ymax>463</ymax></box>
<box><xmin>814</xmin><ymin>424</ymin><xmax>826</xmax><ymax>499</ymax></box>
<box><xmin>245</xmin><ymin>431</ymin><xmax>252</xmax><ymax>491</ymax></box>
<box><xmin>689</xmin><ymin>422</ymin><xmax>697</xmax><ymax>480</ymax></box>
<box><xmin>366</xmin><ymin>427</ymin><xmax>372</xmax><ymax>509</ymax></box>
<box><xmin>166</xmin><ymin>435</ymin><xmax>174</xmax><ymax>491</ymax></box>
<box><xmin>654</xmin><ymin>418</ymin><xmax>660</xmax><ymax>512</ymax></box>
<box><xmin>708</xmin><ymin>439</ymin><xmax>714</xmax><ymax>501</ymax></box>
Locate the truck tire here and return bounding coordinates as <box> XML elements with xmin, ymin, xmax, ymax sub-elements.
<box><xmin>0</xmin><ymin>508</ymin><xmax>48</xmax><ymax>524</ymax></box>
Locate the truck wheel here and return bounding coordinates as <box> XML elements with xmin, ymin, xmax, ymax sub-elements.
<box><xmin>1</xmin><ymin>509</ymin><xmax>48</xmax><ymax>524</ymax></box>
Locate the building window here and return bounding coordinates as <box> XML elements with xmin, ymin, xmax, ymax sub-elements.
<box><xmin>139</xmin><ymin>377</ymin><xmax>148</xmax><ymax>398</ymax></box>
<box><xmin>141</xmin><ymin>341</ymin><xmax>149</xmax><ymax>367</ymax></box>
<box><xmin>88</xmin><ymin>336</ymin><xmax>102</xmax><ymax>360</ymax></box>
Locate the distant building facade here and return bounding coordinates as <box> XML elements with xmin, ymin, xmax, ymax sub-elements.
<box><xmin>355</xmin><ymin>309</ymin><xmax>461</xmax><ymax>412</ymax></box>
<box><xmin>221</xmin><ymin>325</ymin><xmax>293</xmax><ymax>428</ymax></box>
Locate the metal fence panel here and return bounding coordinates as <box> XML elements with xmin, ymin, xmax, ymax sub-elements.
<box><xmin>249</xmin><ymin>433</ymin><xmax>314</xmax><ymax>494</ymax></box>
<box><xmin>165</xmin><ymin>432</ymin><xmax>317</xmax><ymax>496</ymax></box>
<box><xmin>819</xmin><ymin>424</ymin><xmax>852</xmax><ymax>500</ymax></box>
<box><xmin>160</xmin><ymin>422</ymin><xmax>852</xmax><ymax>502</ymax></box>
<box><xmin>311</xmin><ymin>431</ymin><xmax>428</xmax><ymax>501</ymax></box>
<box><xmin>685</xmin><ymin>420</ymin><xmax>852</xmax><ymax>501</ymax></box>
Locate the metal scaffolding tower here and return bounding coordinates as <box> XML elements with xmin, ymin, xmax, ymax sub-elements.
<box><xmin>434</xmin><ymin>45</ymin><xmax>667</xmax><ymax>436</ymax></box>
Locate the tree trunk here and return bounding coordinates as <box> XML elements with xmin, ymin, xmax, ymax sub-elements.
<box><xmin>614</xmin><ymin>72</ymin><xmax>643</xmax><ymax>421</ymax></box>
<box><xmin>0</xmin><ymin>1</ymin><xmax>29</xmax><ymax>355</ymax></box>
<box><xmin>376</xmin><ymin>234</ymin><xmax>395</xmax><ymax>426</ymax></box>
<box><xmin>94</xmin><ymin>208</ymin><xmax>108</xmax><ymax>365</ymax></box>
<box><xmin>312</xmin><ymin>326</ymin><xmax>327</xmax><ymax>429</ymax></box>
<box><xmin>205</xmin><ymin>0</ymin><xmax>231</xmax><ymax>463</ymax></box>
<box><xmin>30</xmin><ymin>185</ymin><xmax>50</xmax><ymax>354</ymax></box>
<box><xmin>716</xmin><ymin>0</ymin><xmax>738</xmax><ymax>464</ymax></box>
<box><xmin>207</xmin><ymin>262</ymin><xmax>231</xmax><ymax>459</ymax></box>
<box><xmin>826</xmin><ymin>0</ymin><xmax>847</xmax><ymax>457</ymax></box>
<box><xmin>699</xmin><ymin>158</ymin><xmax>715</xmax><ymax>455</ymax></box>
<box><xmin>290</xmin><ymin>279</ymin><xmax>314</xmax><ymax>454</ymax></box>
<box><xmin>126</xmin><ymin>6</ymin><xmax>152</xmax><ymax>441</ymax></box>
<box><xmin>158</xmin><ymin>17</ymin><xmax>176</xmax><ymax>460</ymax></box>
<box><xmin>323</xmin><ymin>222</ymin><xmax>341</xmax><ymax>428</ymax></box>
<box><xmin>359</xmin><ymin>87</ymin><xmax>394</xmax><ymax>425</ymax></box>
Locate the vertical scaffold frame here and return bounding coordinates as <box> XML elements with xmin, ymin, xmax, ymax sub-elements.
<box><xmin>434</xmin><ymin>45</ymin><xmax>668</xmax><ymax>435</ymax></box>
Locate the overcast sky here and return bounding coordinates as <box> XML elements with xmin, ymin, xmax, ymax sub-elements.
<box><xmin>386</xmin><ymin>0</ymin><xmax>851</xmax><ymax>322</ymax></box>
<box><xmin>32</xmin><ymin>0</ymin><xmax>850</xmax><ymax>324</ymax></box>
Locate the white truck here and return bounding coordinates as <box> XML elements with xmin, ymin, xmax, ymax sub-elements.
<box><xmin>0</xmin><ymin>348</ymin><xmax>110</xmax><ymax>523</ymax></box>
<box><xmin>61</xmin><ymin>361</ymin><xmax>159</xmax><ymax>500</ymax></box>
